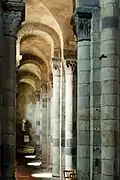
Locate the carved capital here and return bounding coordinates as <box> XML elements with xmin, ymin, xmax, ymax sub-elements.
<box><xmin>35</xmin><ymin>91</ymin><xmax>40</xmax><ymax>101</ymax></box>
<box><xmin>52</xmin><ymin>58</ymin><xmax>61</xmax><ymax>77</ymax></box>
<box><xmin>65</xmin><ymin>59</ymin><xmax>77</xmax><ymax>75</ymax></box>
<box><xmin>3</xmin><ymin>0</ymin><xmax>25</xmax><ymax>37</ymax></box>
<box><xmin>3</xmin><ymin>0</ymin><xmax>25</xmax><ymax>13</ymax></box>
<box><xmin>3</xmin><ymin>10</ymin><xmax>22</xmax><ymax>37</ymax></box>
<box><xmin>75</xmin><ymin>12</ymin><xmax>92</xmax><ymax>41</ymax></box>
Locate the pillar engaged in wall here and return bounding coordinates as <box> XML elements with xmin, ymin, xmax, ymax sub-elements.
<box><xmin>64</xmin><ymin>59</ymin><xmax>77</xmax><ymax>171</ymax></box>
<box><xmin>90</xmin><ymin>9</ymin><xmax>101</xmax><ymax>180</ymax></box>
<box><xmin>100</xmin><ymin>0</ymin><xmax>119</xmax><ymax>179</ymax></box>
<box><xmin>75</xmin><ymin>11</ymin><xmax>92</xmax><ymax>179</ymax></box>
<box><xmin>51</xmin><ymin>58</ymin><xmax>61</xmax><ymax>179</ymax></box>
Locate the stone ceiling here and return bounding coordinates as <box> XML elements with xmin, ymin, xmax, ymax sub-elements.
<box><xmin>17</xmin><ymin>0</ymin><xmax>75</xmax><ymax>92</ymax></box>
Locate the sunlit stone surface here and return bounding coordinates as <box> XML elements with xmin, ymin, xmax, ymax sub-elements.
<box><xmin>0</xmin><ymin>0</ymin><xmax>120</xmax><ymax>180</ymax></box>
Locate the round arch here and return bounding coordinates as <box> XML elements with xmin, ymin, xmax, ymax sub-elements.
<box><xmin>20</xmin><ymin>47</ymin><xmax>49</xmax><ymax>72</ymax></box>
<box><xmin>19</xmin><ymin>63</ymin><xmax>41</xmax><ymax>81</ymax></box>
<box><xmin>20</xmin><ymin>30</ymin><xmax>54</xmax><ymax>57</ymax></box>
<box><xmin>17</xmin><ymin>22</ymin><xmax>62</xmax><ymax>66</ymax></box>
<box><xmin>19</xmin><ymin>54</ymin><xmax>49</xmax><ymax>80</ymax></box>
<box><xmin>19</xmin><ymin>78</ymin><xmax>36</xmax><ymax>91</ymax></box>
<box><xmin>17</xmin><ymin>70</ymin><xmax>41</xmax><ymax>91</ymax></box>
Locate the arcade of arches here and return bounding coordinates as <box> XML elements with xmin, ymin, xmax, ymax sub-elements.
<box><xmin>0</xmin><ymin>0</ymin><xmax>120</xmax><ymax>180</ymax></box>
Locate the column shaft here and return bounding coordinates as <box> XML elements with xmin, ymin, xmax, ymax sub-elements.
<box><xmin>52</xmin><ymin>59</ymin><xmax>61</xmax><ymax>179</ymax></box>
<box><xmin>75</xmin><ymin>11</ymin><xmax>92</xmax><ymax>179</ymax></box>
<box><xmin>40</xmin><ymin>100</ymin><xmax>43</xmax><ymax>155</ymax></box>
<box><xmin>46</xmin><ymin>97</ymin><xmax>51</xmax><ymax>166</ymax></box>
<box><xmin>1</xmin><ymin>6</ymin><xmax>24</xmax><ymax>179</ymax></box>
<box><xmin>100</xmin><ymin>0</ymin><xmax>119</xmax><ymax>179</ymax></box>
<box><xmin>0</xmin><ymin>1</ymin><xmax>3</xmax><ymax>176</ymax></box>
<box><xmin>77</xmin><ymin>40</ymin><xmax>90</xmax><ymax>179</ymax></box>
<box><xmin>41</xmin><ymin>97</ymin><xmax>47</xmax><ymax>164</ymax></box>
<box><xmin>35</xmin><ymin>91</ymin><xmax>41</xmax><ymax>158</ymax></box>
<box><xmin>64</xmin><ymin>60</ymin><xmax>77</xmax><ymax>170</ymax></box>
<box><xmin>90</xmin><ymin>9</ymin><xmax>101</xmax><ymax>180</ymax></box>
<box><xmin>61</xmin><ymin>71</ymin><xmax>65</xmax><ymax>173</ymax></box>
<box><xmin>2</xmin><ymin>35</ymin><xmax>16</xmax><ymax>180</ymax></box>
<box><xmin>50</xmin><ymin>96</ymin><xmax>53</xmax><ymax>166</ymax></box>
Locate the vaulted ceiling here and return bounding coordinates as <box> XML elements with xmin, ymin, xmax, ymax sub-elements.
<box><xmin>17</xmin><ymin>0</ymin><xmax>75</xmax><ymax>93</ymax></box>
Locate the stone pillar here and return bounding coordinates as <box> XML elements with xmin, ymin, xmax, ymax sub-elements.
<box><xmin>51</xmin><ymin>58</ymin><xmax>61</xmax><ymax>179</ymax></box>
<box><xmin>35</xmin><ymin>91</ymin><xmax>41</xmax><ymax>159</ymax></box>
<box><xmin>41</xmin><ymin>83</ymin><xmax>48</xmax><ymax>165</ymax></box>
<box><xmin>61</xmin><ymin>68</ymin><xmax>65</xmax><ymax>173</ymax></box>
<box><xmin>1</xmin><ymin>2</ymin><xmax>24</xmax><ymax>179</ymax></box>
<box><xmin>50</xmin><ymin>95</ymin><xmax>53</xmax><ymax>165</ymax></box>
<box><xmin>0</xmin><ymin>1</ymin><xmax>3</xmax><ymax>176</ymax></box>
<box><xmin>46</xmin><ymin>97</ymin><xmax>52</xmax><ymax>166</ymax></box>
<box><xmin>41</xmin><ymin>96</ymin><xmax>47</xmax><ymax>163</ymax></box>
<box><xmin>39</xmin><ymin>99</ymin><xmax>43</xmax><ymax>156</ymax></box>
<box><xmin>64</xmin><ymin>59</ymin><xmax>77</xmax><ymax>170</ymax></box>
<box><xmin>75</xmin><ymin>11</ymin><xmax>92</xmax><ymax>179</ymax></box>
<box><xmin>49</xmin><ymin>75</ymin><xmax>53</xmax><ymax>168</ymax></box>
<box><xmin>90</xmin><ymin>9</ymin><xmax>101</xmax><ymax>180</ymax></box>
<box><xmin>100</xmin><ymin>0</ymin><xmax>119</xmax><ymax>179</ymax></box>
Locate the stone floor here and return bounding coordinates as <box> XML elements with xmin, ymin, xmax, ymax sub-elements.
<box><xmin>16</xmin><ymin>155</ymin><xmax>35</xmax><ymax>180</ymax></box>
<box><xmin>16</xmin><ymin>154</ymin><xmax>52</xmax><ymax>180</ymax></box>
<box><xmin>16</xmin><ymin>165</ymin><xmax>35</xmax><ymax>180</ymax></box>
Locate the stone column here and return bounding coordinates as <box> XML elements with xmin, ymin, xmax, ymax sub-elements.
<box><xmin>41</xmin><ymin>96</ymin><xmax>47</xmax><ymax>164</ymax></box>
<box><xmin>75</xmin><ymin>11</ymin><xmax>92</xmax><ymax>179</ymax></box>
<box><xmin>39</xmin><ymin>99</ymin><xmax>43</xmax><ymax>156</ymax></box>
<box><xmin>46</xmin><ymin>96</ymin><xmax>52</xmax><ymax>167</ymax></box>
<box><xmin>100</xmin><ymin>0</ymin><xmax>119</xmax><ymax>179</ymax></box>
<box><xmin>90</xmin><ymin>9</ymin><xmax>101</xmax><ymax>180</ymax></box>
<box><xmin>61</xmin><ymin>68</ymin><xmax>65</xmax><ymax>173</ymax></box>
<box><xmin>51</xmin><ymin>58</ymin><xmax>61</xmax><ymax>179</ymax></box>
<box><xmin>49</xmin><ymin>75</ymin><xmax>53</xmax><ymax>168</ymax></box>
<box><xmin>1</xmin><ymin>2</ymin><xmax>24</xmax><ymax>179</ymax></box>
<box><xmin>0</xmin><ymin>1</ymin><xmax>3</xmax><ymax>176</ymax></box>
<box><xmin>50</xmin><ymin>95</ymin><xmax>53</xmax><ymax>166</ymax></box>
<box><xmin>35</xmin><ymin>91</ymin><xmax>41</xmax><ymax>159</ymax></box>
<box><xmin>64</xmin><ymin>59</ymin><xmax>77</xmax><ymax>170</ymax></box>
<box><xmin>41</xmin><ymin>83</ymin><xmax>48</xmax><ymax>165</ymax></box>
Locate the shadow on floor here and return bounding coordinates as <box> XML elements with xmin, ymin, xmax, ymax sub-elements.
<box><xmin>16</xmin><ymin>154</ymin><xmax>52</xmax><ymax>180</ymax></box>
